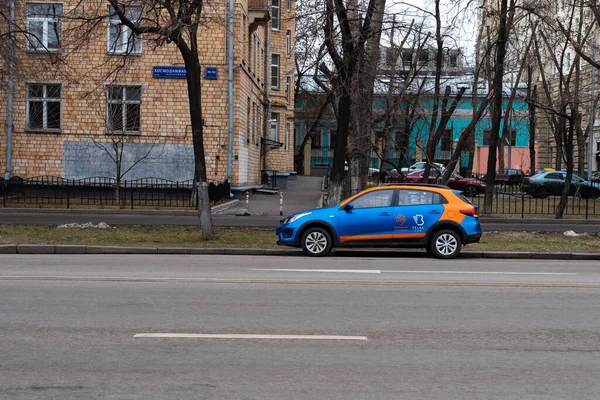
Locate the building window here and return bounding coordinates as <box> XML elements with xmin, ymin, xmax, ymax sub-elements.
<box><xmin>26</xmin><ymin>84</ymin><xmax>61</xmax><ymax>131</ymax></box>
<box><xmin>287</xmin><ymin>0</ymin><xmax>291</xmax><ymax>11</ymax></box>
<box><xmin>285</xmin><ymin>76</ymin><xmax>291</xmax><ymax>103</ymax></box>
<box><xmin>270</xmin><ymin>113</ymin><xmax>279</xmax><ymax>142</ymax></box>
<box><xmin>418</xmin><ymin>50</ymin><xmax>429</xmax><ymax>65</ymax></box>
<box><xmin>286</xmin><ymin>30</ymin><xmax>291</xmax><ymax>57</ymax></box>
<box><xmin>27</xmin><ymin>4</ymin><xmax>62</xmax><ymax>52</ymax></box>
<box><xmin>272</xmin><ymin>0</ymin><xmax>280</xmax><ymax>30</ymax></box>
<box><xmin>402</xmin><ymin>50</ymin><xmax>413</xmax><ymax>67</ymax></box>
<box><xmin>503</xmin><ymin>129</ymin><xmax>517</xmax><ymax>146</ymax></box>
<box><xmin>246</xmin><ymin>97</ymin><xmax>251</xmax><ymax>143</ymax></box>
<box><xmin>483</xmin><ymin>129</ymin><xmax>491</xmax><ymax>146</ymax></box>
<box><xmin>107</xmin><ymin>6</ymin><xmax>142</xmax><ymax>54</ymax></box>
<box><xmin>311</xmin><ymin>130</ymin><xmax>321</xmax><ymax>149</ymax></box>
<box><xmin>441</xmin><ymin>129</ymin><xmax>452</xmax><ymax>151</ymax></box>
<box><xmin>106</xmin><ymin>86</ymin><xmax>142</xmax><ymax>133</ymax></box>
<box><xmin>285</xmin><ymin>122</ymin><xmax>291</xmax><ymax>151</ymax></box>
<box><xmin>449</xmin><ymin>53</ymin><xmax>458</xmax><ymax>67</ymax></box>
<box><xmin>271</xmin><ymin>54</ymin><xmax>280</xmax><ymax>89</ymax></box>
<box><xmin>252</xmin><ymin>102</ymin><xmax>256</xmax><ymax>144</ymax></box>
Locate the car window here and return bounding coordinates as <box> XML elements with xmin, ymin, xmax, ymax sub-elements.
<box><xmin>546</xmin><ymin>173</ymin><xmax>565</xmax><ymax>180</ymax></box>
<box><xmin>412</xmin><ymin>162</ymin><xmax>424</xmax><ymax>169</ymax></box>
<box><xmin>352</xmin><ymin>189</ymin><xmax>394</xmax><ymax>209</ymax></box>
<box><xmin>396</xmin><ymin>190</ymin><xmax>446</xmax><ymax>206</ymax></box>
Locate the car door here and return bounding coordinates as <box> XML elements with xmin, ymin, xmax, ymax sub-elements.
<box><xmin>338</xmin><ymin>189</ymin><xmax>395</xmax><ymax>244</ymax></box>
<box><xmin>393</xmin><ymin>189</ymin><xmax>445</xmax><ymax>240</ymax></box>
<box><xmin>545</xmin><ymin>173</ymin><xmax>565</xmax><ymax>195</ymax></box>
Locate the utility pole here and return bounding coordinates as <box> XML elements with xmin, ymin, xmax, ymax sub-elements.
<box><xmin>4</xmin><ymin>0</ymin><xmax>15</xmax><ymax>180</ymax></box>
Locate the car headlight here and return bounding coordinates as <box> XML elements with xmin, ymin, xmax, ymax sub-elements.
<box><xmin>287</xmin><ymin>212</ymin><xmax>312</xmax><ymax>224</ymax></box>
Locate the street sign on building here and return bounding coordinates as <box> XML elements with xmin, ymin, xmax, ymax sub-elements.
<box><xmin>152</xmin><ymin>66</ymin><xmax>187</xmax><ymax>79</ymax></box>
<box><xmin>205</xmin><ymin>67</ymin><xmax>218</xmax><ymax>80</ymax></box>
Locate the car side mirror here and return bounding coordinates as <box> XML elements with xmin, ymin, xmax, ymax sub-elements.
<box><xmin>344</xmin><ymin>202</ymin><xmax>354</xmax><ymax>211</ymax></box>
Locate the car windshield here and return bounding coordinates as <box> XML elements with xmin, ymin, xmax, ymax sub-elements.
<box><xmin>452</xmin><ymin>173</ymin><xmax>463</xmax><ymax>179</ymax></box>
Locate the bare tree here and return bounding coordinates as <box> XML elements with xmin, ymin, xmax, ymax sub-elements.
<box><xmin>66</xmin><ymin>0</ymin><xmax>217</xmax><ymax>238</ymax></box>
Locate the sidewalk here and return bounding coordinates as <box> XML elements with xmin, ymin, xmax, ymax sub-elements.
<box><xmin>216</xmin><ymin>175</ymin><xmax>324</xmax><ymax>217</ymax></box>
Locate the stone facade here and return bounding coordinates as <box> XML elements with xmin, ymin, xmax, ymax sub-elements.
<box><xmin>0</xmin><ymin>0</ymin><xmax>295</xmax><ymax>186</ymax></box>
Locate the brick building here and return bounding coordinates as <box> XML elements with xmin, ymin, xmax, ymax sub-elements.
<box><xmin>0</xmin><ymin>0</ymin><xmax>295</xmax><ymax>187</ymax></box>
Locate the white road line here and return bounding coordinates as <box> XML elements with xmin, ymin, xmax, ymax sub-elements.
<box><xmin>134</xmin><ymin>333</ymin><xmax>368</xmax><ymax>340</ymax></box>
<box><xmin>250</xmin><ymin>268</ymin><xmax>381</xmax><ymax>274</ymax></box>
<box><xmin>382</xmin><ymin>270</ymin><xmax>577</xmax><ymax>276</ymax></box>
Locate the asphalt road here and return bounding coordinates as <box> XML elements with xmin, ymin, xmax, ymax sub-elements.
<box><xmin>1</xmin><ymin>210</ymin><xmax>600</xmax><ymax>233</ymax></box>
<box><xmin>1</xmin><ymin>255</ymin><xmax>600</xmax><ymax>399</ymax></box>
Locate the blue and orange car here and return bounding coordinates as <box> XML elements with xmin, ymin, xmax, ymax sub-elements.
<box><xmin>276</xmin><ymin>183</ymin><xmax>482</xmax><ymax>258</ymax></box>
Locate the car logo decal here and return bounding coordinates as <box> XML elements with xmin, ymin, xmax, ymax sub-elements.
<box><xmin>413</xmin><ymin>215</ymin><xmax>425</xmax><ymax>226</ymax></box>
<box><xmin>395</xmin><ymin>214</ymin><xmax>406</xmax><ymax>225</ymax></box>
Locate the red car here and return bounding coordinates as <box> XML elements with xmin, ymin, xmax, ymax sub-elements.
<box><xmin>405</xmin><ymin>170</ymin><xmax>485</xmax><ymax>197</ymax></box>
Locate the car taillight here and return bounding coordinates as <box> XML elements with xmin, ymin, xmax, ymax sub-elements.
<box><xmin>523</xmin><ymin>178</ymin><xmax>531</xmax><ymax>184</ymax></box>
<box><xmin>460</xmin><ymin>208</ymin><xmax>478</xmax><ymax>218</ymax></box>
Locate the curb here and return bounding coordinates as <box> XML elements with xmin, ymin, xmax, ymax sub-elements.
<box><xmin>1</xmin><ymin>244</ymin><xmax>599</xmax><ymax>260</ymax></box>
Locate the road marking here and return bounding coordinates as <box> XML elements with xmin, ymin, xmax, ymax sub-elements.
<box><xmin>383</xmin><ymin>270</ymin><xmax>576</xmax><ymax>276</ymax></box>
<box><xmin>134</xmin><ymin>333</ymin><xmax>368</xmax><ymax>340</ymax></box>
<box><xmin>251</xmin><ymin>268</ymin><xmax>381</xmax><ymax>274</ymax></box>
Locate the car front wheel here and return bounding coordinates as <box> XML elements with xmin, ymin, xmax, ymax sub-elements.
<box><xmin>463</xmin><ymin>185</ymin><xmax>478</xmax><ymax>197</ymax></box>
<box><xmin>429</xmin><ymin>229</ymin><xmax>462</xmax><ymax>259</ymax></box>
<box><xmin>301</xmin><ymin>227</ymin><xmax>333</xmax><ymax>257</ymax></box>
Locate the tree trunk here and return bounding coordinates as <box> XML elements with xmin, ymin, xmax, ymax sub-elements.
<box><xmin>556</xmin><ymin>118</ymin><xmax>575</xmax><ymax>218</ymax></box>
<box><xmin>183</xmin><ymin>51</ymin><xmax>214</xmax><ymax>239</ymax></box>
<box><xmin>528</xmin><ymin>79</ymin><xmax>537</xmax><ymax>174</ymax></box>
<box><xmin>484</xmin><ymin>0</ymin><xmax>509</xmax><ymax>214</ymax></box>
<box><xmin>328</xmin><ymin>93</ymin><xmax>351</xmax><ymax>204</ymax></box>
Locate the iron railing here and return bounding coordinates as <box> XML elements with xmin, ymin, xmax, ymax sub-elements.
<box><xmin>0</xmin><ymin>176</ymin><xmax>231</xmax><ymax>209</ymax></box>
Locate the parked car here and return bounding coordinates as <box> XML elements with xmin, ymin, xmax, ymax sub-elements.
<box><xmin>405</xmin><ymin>171</ymin><xmax>486</xmax><ymax>197</ymax></box>
<box><xmin>480</xmin><ymin>168</ymin><xmax>525</xmax><ymax>185</ymax></box>
<box><xmin>276</xmin><ymin>183</ymin><xmax>482</xmax><ymax>259</ymax></box>
<box><xmin>522</xmin><ymin>171</ymin><xmax>600</xmax><ymax>198</ymax></box>
<box><xmin>387</xmin><ymin>162</ymin><xmax>445</xmax><ymax>179</ymax></box>
<box><xmin>591</xmin><ymin>172</ymin><xmax>600</xmax><ymax>183</ymax></box>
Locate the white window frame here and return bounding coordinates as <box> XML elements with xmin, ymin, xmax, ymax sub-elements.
<box><xmin>286</xmin><ymin>30</ymin><xmax>291</xmax><ymax>57</ymax></box>
<box><xmin>272</xmin><ymin>0</ymin><xmax>280</xmax><ymax>30</ymax></box>
<box><xmin>106</xmin><ymin>85</ymin><xmax>142</xmax><ymax>134</ymax></box>
<box><xmin>26</xmin><ymin>4</ymin><xmax>62</xmax><ymax>52</ymax></box>
<box><xmin>107</xmin><ymin>6</ymin><xmax>142</xmax><ymax>55</ymax></box>
<box><xmin>270</xmin><ymin>113</ymin><xmax>279</xmax><ymax>142</ymax></box>
<box><xmin>26</xmin><ymin>83</ymin><xmax>61</xmax><ymax>131</ymax></box>
<box><xmin>271</xmin><ymin>54</ymin><xmax>280</xmax><ymax>89</ymax></box>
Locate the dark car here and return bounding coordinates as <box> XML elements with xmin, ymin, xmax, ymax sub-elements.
<box><xmin>522</xmin><ymin>171</ymin><xmax>600</xmax><ymax>198</ymax></box>
<box><xmin>405</xmin><ymin>171</ymin><xmax>485</xmax><ymax>197</ymax></box>
<box><xmin>481</xmin><ymin>168</ymin><xmax>525</xmax><ymax>185</ymax></box>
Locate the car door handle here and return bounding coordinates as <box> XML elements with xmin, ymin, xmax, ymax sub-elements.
<box><xmin>379</xmin><ymin>212</ymin><xmax>391</xmax><ymax>216</ymax></box>
<box><xmin>429</xmin><ymin>210</ymin><xmax>441</xmax><ymax>214</ymax></box>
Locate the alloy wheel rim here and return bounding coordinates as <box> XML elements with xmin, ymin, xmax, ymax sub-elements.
<box><xmin>306</xmin><ymin>232</ymin><xmax>327</xmax><ymax>254</ymax></box>
<box><xmin>436</xmin><ymin>233</ymin><xmax>458</xmax><ymax>256</ymax></box>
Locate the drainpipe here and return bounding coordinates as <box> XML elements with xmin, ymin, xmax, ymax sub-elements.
<box><xmin>4</xmin><ymin>0</ymin><xmax>15</xmax><ymax>180</ymax></box>
<box><xmin>226</xmin><ymin>0</ymin><xmax>234</xmax><ymax>183</ymax></box>
<box><xmin>263</xmin><ymin>0</ymin><xmax>271</xmax><ymax>172</ymax></box>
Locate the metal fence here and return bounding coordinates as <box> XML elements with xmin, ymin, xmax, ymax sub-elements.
<box><xmin>0</xmin><ymin>176</ymin><xmax>231</xmax><ymax>209</ymax></box>
<box><xmin>332</xmin><ymin>179</ymin><xmax>600</xmax><ymax>219</ymax></box>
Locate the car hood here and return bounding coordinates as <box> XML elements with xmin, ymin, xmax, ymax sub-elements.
<box><xmin>281</xmin><ymin>206</ymin><xmax>338</xmax><ymax>222</ymax></box>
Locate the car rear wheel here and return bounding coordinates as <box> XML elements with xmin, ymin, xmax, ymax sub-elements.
<box><xmin>463</xmin><ymin>185</ymin><xmax>478</xmax><ymax>197</ymax></box>
<box><xmin>429</xmin><ymin>229</ymin><xmax>462</xmax><ymax>259</ymax></box>
<box><xmin>301</xmin><ymin>227</ymin><xmax>333</xmax><ymax>257</ymax></box>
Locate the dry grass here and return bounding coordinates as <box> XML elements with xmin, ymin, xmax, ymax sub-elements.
<box><xmin>1</xmin><ymin>225</ymin><xmax>599</xmax><ymax>253</ymax></box>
